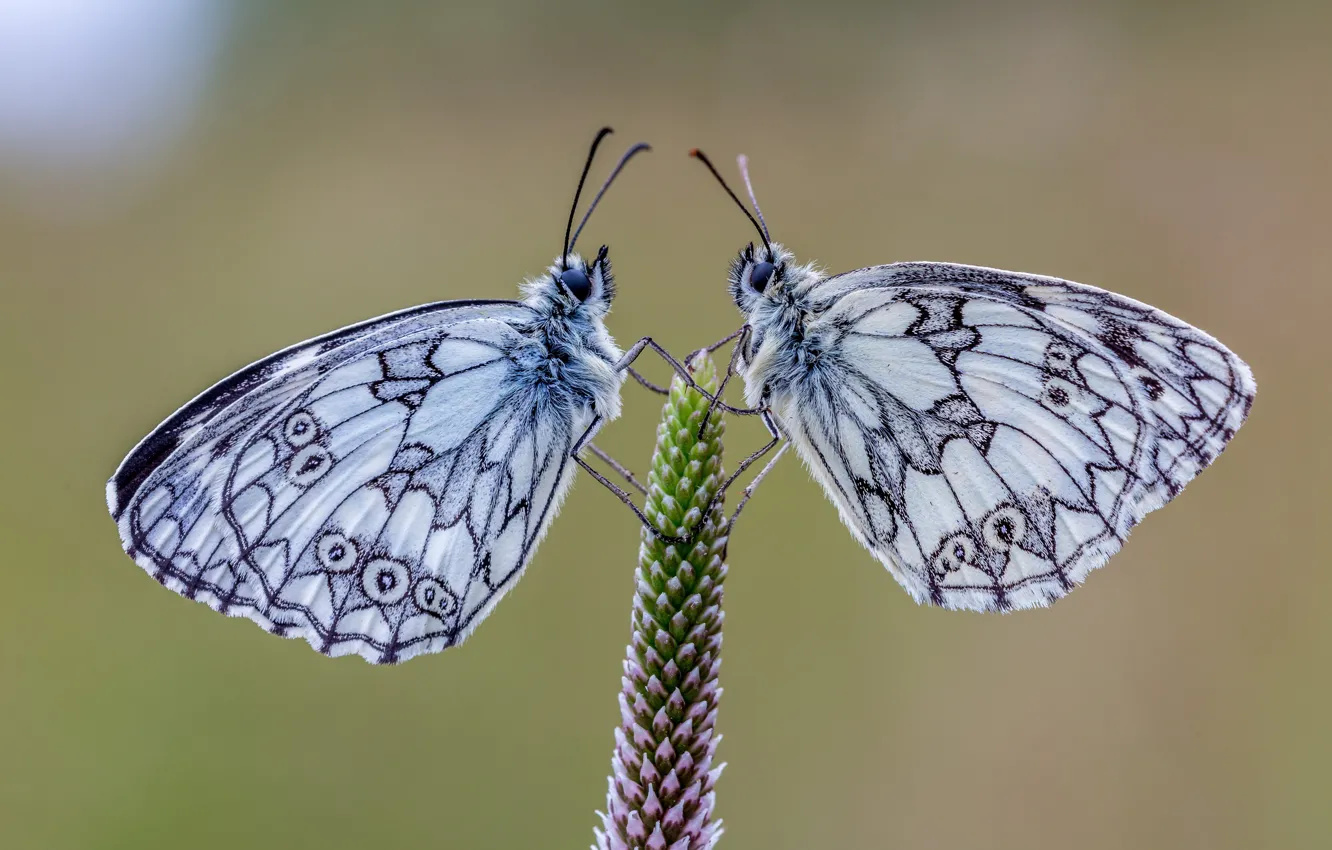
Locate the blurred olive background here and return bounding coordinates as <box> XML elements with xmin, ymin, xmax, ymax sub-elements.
<box><xmin>1</xmin><ymin>1</ymin><xmax>1328</xmax><ymax>848</ymax></box>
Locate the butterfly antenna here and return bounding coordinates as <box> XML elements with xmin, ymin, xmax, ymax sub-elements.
<box><xmin>563</xmin><ymin>126</ymin><xmax>615</xmax><ymax>266</ymax></box>
<box><xmin>737</xmin><ymin>154</ymin><xmax>771</xmax><ymax>246</ymax></box>
<box><xmin>568</xmin><ymin>142</ymin><xmax>652</xmax><ymax>254</ymax></box>
<box><xmin>689</xmin><ymin>148</ymin><xmax>771</xmax><ymax>253</ymax></box>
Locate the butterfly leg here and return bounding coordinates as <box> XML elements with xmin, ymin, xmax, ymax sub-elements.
<box><xmin>571</xmin><ymin>414</ymin><xmax>690</xmax><ymax>545</ymax></box>
<box><xmin>687</xmin><ymin>326</ymin><xmax>746</xmax><ymax>361</ymax></box>
<box><xmin>625</xmin><ymin>367</ymin><xmax>669</xmax><ymax>396</ymax></box>
<box><xmin>694</xmin><ymin>400</ymin><xmax>788</xmax><ymax>532</ymax></box>
<box><xmin>615</xmin><ymin>337</ymin><xmax>697</xmax><ymax>386</ymax></box>
<box><xmin>696</xmin><ymin>325</ymin><xmax>756</xmax><ymax>440</ymax></box>
<box><xmin>615</xmin><ymin>337</ymin><xmax>759</xmax><ymax>417</ymax></box>
<box><xmin>584</xmin><ymin>442</ymin><xmax>647</xmax><ymax>495</ymax></box>
<box><xmin>727</xmin><ymin>440</ymin><xmax>789</xmax><ymax>530</ymax></box>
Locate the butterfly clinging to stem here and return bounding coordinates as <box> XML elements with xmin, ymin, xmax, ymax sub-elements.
<box><xmin>688</xmin><ymin>149</ymin><xmax>1255</xmax><ymax>612</ymax></box>
<box><xmin>106</xmin><ymin>128</ymin><xmax>700</xmax><ymax>664</ymax></box>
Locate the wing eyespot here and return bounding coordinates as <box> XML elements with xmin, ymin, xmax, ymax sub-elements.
<box><xmin>362</xmin><ymin>558</ymin><xmax>409</xmax><ymax>604</ymax></box>
<box><xmin>1041</xmin><ymin>377</ymin><xmax>1077</xmax><ymax>413</ymax></box>
<box><xmin>413</xmin><ymin>577</ymin><xmax>458</xmax><ymax>618</ymax></box>
<box><xmin>931</xmin><ymin>533</ymin><xmax>978</xmax><ymax>577</ymax></box>
<box><xmin>287</xmin><ymin>445</ymin><xmax>333</xmax><ymax>485</ymax></box>
<box><xmin>1043</xmin><ymin>342</ymin><xmax>1080</xmax><ymax>373</ymax></box>
<box><xmin>283</xmin><ymin>411</ymin><xmax>319</xmax><ymax>446</ymax></box>
<box><xmin>316</xmin><ymin>532</ymin><xmax>359</xmax><ymax>572</ymax></box>
<box><xmin>982</xmin><ymin>505</ymin><xmax>1027</xmax><ymax>552</ymax></box>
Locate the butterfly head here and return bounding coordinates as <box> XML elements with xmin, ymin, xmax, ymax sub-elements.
<box><xmin>525</xmin><ymin>246</ymin><xmax>616</xmax><ymax>317</ymax></box>
<box><xmin>728</xmin><ymin>241</ymin><xmax>798</xmax><ymax>313</ymax></box>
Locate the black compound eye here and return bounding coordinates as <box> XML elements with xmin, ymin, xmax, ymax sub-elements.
<box><xmin>559</xmin><ymin>267</ymin><xmax>592</xmax><ymax>301</ymax></box>
<box><xmin>749</xmin><ymin>261</ymin><xmax>774</xmax><ymax>292</ymax></box>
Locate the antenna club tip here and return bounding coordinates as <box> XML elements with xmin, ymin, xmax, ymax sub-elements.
<box><xmin>688</xmin><ymin>148</ymin><xmax>703</xmax><ymax>157</ymax></box>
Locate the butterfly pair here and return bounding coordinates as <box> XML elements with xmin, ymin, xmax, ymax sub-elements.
<box><xmin>107</xmin><ymin>128</ymin><xmax>1256</xmax><ymax>664</ymax></box>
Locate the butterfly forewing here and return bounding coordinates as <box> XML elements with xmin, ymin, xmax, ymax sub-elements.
<box><xmin>111</xmin><ymin>300</ymin><xmax>591</xmax><ymax>662</ymax></box>
<box><xmin>108</xmin><ymin>299</ymin><xmax>524</xmax><ymax>519</ymax></box>
<box><xmin>784</xmin><ymin>262</ymin><xmax>1254</xmax><ymax>611</ymax></box>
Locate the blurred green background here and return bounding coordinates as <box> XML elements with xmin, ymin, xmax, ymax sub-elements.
<box><xmin>1</xmin><ymin>1</ymin><xmax>1327</xmax><ymax>848</ymax></box>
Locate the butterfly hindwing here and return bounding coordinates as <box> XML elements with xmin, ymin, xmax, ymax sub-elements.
<box><xmin>112</xmin><ymin>300</ymin><xmax>591</xmax><ymax>662</ymax></box>
<box><xmin>784</xmin><ymin>262</ymin><xmax>1254</xmax><ymax>611</ymax></box>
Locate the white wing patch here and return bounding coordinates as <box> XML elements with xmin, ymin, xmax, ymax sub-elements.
<box><xmin>110</xmin><ymin>301</ymin><xmax>591</xmax><ymax>662</ymax></box>
<box><xmin>779</xmin><ymin>263</ymin><xmax>1254</xmax><ymax>611</ymax></box>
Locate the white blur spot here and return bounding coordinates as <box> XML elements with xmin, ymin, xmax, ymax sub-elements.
<box><xmin>0</xmin><ymin>0</ymin><xmax>230</xmax><ymax>203</ymax></box>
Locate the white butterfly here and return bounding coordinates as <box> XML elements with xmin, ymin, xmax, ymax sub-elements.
<box><xmin>689</xmin><ymin>151</ymin><xmax>1256</xmax><ymax>612</ymax></box>
<box><xmin>107</xmin><ymin>129</ymin><xmax>686</xmax><ymax>663</ymax></box>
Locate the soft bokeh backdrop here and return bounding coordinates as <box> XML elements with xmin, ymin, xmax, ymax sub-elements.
<box><xmin>2</xmin><ymin>2</ymin><xmax>1327</xmax><ymax>848</ymax></box>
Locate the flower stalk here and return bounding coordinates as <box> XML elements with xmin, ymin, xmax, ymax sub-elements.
<box><xmin>593</xmin><ymin>354</ymin><xmax>729</xmax><ymax>850</ymax></box>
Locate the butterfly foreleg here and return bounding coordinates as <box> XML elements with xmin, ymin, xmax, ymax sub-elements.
<box><xmin>615</xmin><ymin>337</ymin><xmax>697</xmax><ymax>387</ymax></box>
<box><xmin>696</xmin><ymin>325</ymin><xmax>760</xmax><ymax>440</ymax></box>
<box><xmin>614</xmin><ymin>337</ymin><xmax>758</xmax><ymax>417</ymax></box>
<box><xmin>570</xmin><ymin>413</ymin><xmax>691</xmax><ymax>545</ymax></box>
<box><xmin>687</xmin><ymin>326</ymin><xmax>747</xmax><ymax>360</ymax></box>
